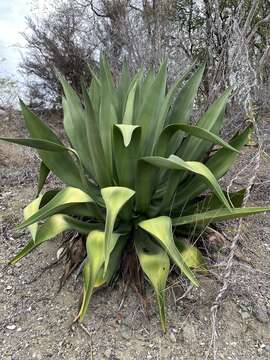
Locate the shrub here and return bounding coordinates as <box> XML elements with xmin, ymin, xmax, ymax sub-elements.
<box><xmin>2</xmin><ymin>58</ymin><xmax>269</xmax><ymax>332</ymax></box>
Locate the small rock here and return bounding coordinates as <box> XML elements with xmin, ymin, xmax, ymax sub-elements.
<box><xmin>6</xmin><ymin>285</ymin><xmax>12</xmax><ymax>290</ymax></box>
<box><xmin>182</xmin><ymin>323</ymin><xmax>197</xmax><ymax>344</ymax></box>
<box><xmin>120</xmin><ymin>324</ymin><xmax>132</xmax><ymax>340</ymax></box>
<box><xmin>17</xmin><ymin>327</ymin><xmax>22</xmax><ymax>332</ymax></box>
<box><xmin>104</xmin><ymin>348</ymin><xmax>112</xmax><ymax>358</ymax></box>
<box><xmin>264</xmin><ymin>345</ymin><xmax>270</xmax><ymax>353</ymax></box>
<box><xmin>240</xmin><ymin>311</ymin><xmax>250</xmax><ymax>320</ymax></box>
<box><xmin>32</xmin><ymin>351</ymin><xmax>42</xmax><ymax>359</ymax></box>
<box><xmin>253</xmin><ymin>305</ymin><xmax>269</xmax><ymax>323</ymax></box>
<box><xmin>6</xmin><ymin>324</ymin><xmax>16</xmax><ymax>330</ymax></box>
<box><xmin>169</xmin><ymin>331</ymin><xmax>176</xmax><ymax>343</ymax></box>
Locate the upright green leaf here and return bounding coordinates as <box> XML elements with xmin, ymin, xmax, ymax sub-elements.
<box><xmin>167</xmin><ymin>65</ymin><xmax>205</xmax><ymax>125</ymax></box>
<box><xmin>152</xmin><ymin>61</ymin><xmax>196</xmax><ymax>146</ymax></box>
<box><xmin>37</xmin><ymin>162</ymin><xmax>50</xmax><ymax>196</ymax></box>
<box><xmin>135</xmin><ymin>232</ymin><xmax>170</xmax><ymax>333</ymax></box>
<box><xmin>122</xmin><ymin>78</ymin><xmax>139</xmax><ymax>124</ymax></box>
<box><xmin>113</xmin><ymin>124</ymin><xmax>141</xmax><ymax>188</ymax></box>
<box><xmin>167</xmin><ymin>65</ymin><xmax>205</xmax><ymax>153</ymax></box>
<box><xmin>136</xmin><ymin>61</ymin><xmax>167</xmax><ymax>154</ymax></box>
<box><xmin>139</xmin><ymin>216</ymin><xmax>199</xmax><ymax>286</ymax></box>
<box><xmin>57</xmin><ymin>73</ymin><xmax>94</xmax><ymax>176</ymax></box>
<box><xmin>82</xmin><ymin>85</ymin><xmax>111</xmax><ymax>186</ymax></box>
<box><xmin>19</xmin><ymin>101</ymin><xmax>83</xmax><ymax>189</ymax></box>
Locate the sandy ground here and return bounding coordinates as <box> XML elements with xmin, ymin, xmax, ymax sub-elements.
<box><xmin>0</xmin><ymin>111</ymin><xmax>270</xmax><ymax>360</ymax></box>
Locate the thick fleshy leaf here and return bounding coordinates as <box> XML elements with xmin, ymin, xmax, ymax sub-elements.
<box><xmin>142</xmin><ymin>155</ymin><xmax>231</xmax><ymax>211</ymax></box>
<box><xmin>82</xmin><ymin>85</ymin><xmax>111</xmax><ymax>186</ymax></box>
<box><xmin>135</xmin><ymin>160</ymin><xmax>157</xmax><ymax>213</ymax></box>
<box><xmin>136</xmin><ymin>61</ymin><xmax>167</xmax><ymax>154</ymax></box>
<box><xmin>23</xmin><ymin>196</ymin><xmax>43</xmax><ymax>242</ymax></box>
<box><xmin>16</xmin><ymin>187</ymin><xmax>94</xmax><ymax>230</ymax></box>
<box><xmin>172</xmin><ymin>207</ymin><xmax>270</xmax><ymax>226</ymax></box>
<box><xmin>122</xmin><ymin>78</ymin><xmax>139</xmax><ymax>124</ymax></box>
<box><xmin>101</xmin><ymin>187</ymin><xmax>135</xmax><ymax>273</ymax></box>
<box><xmin>139</xmin><ymin>216</ymin><xmax>199</xmax><ymax>286</ymax></box>
<box><xmin>78</xmin><ymin>230</ymin><xmax>121</xmax><ymax>321</ymax></box>
<box><xmin>177</xmin><ymin>89</ymin><xmax>231</xmax><ymax>162</ymax></box>
<box><xmin>151</xmin><ymin>62</ymin><xmax>196</xmax><ymax>150</ymax></box>
<box><xmin>168</xmin><ymin>65</ymin><xmax>205</xmax><ymax>125</ymax></box>
<box><xmin>117</xmin><ymin>59</ymin><xmax>131</xmax><ymax>119</ymax></box>
<box><xmin>10</xmin><ymin>214</ymin><xmax>100</xmax><ymax>264</ymax></box>
<box><xmin>172</xmin><ymin>126</ymin><xmax>252</xmax><ymax>208</ymax></box>
<box><xmin>113</xmin><ymin>124</ymin><xmax>141</xmax><ymax>188</ymax></box>
<box><xmin>0</xmin><ymin>137</ymin><xmax>71</xmax><ymax>152</ymax></box>
<box><xmin>167</xmin><ymin>65</ymin><xmax>205</xmax><ymax>153</ymax></box>
<box><xmin>98</xmin><ymin>79</ymin><xmax>118</xmax><ymax>177</ymax></box>
<box><xmin>135</xmin><ymin>231</ymin><xmax>170</xmax><ymax>333</ymax></box>
<box><xmin>155</xmin><ymin>123</ymin><xmax>238</xmax><ymax>158</ymax></box>
<box><xmin>57</xmin><ymin>73</ymin><xmax>94</xmax><ymax>176</ymax></box>
<box><xmin>37</xmin><ymin>162</ymin><xmax>50</xmax><ymax>196</ymax></box>
<box><xmin>19</xmin><ymin>100</ymin><xmax>83</xmax><ymax>189</ymax></box>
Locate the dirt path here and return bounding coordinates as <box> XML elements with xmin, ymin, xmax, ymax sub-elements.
<box><xmin>0</xmin><ymin>112</ymin><xmax>270</xmax><ymax>360</ymax></box>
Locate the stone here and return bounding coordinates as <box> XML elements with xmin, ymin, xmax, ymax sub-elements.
<box><xmin>253</xmin><ymin>305</ymin><xmax>269</xmax><ymax>323</ymax></box>
<box><xmin>169</xmin><ymin>331</ymin><xmax>176</xmax><ymax>343</ymax></box>
<box><xmin>182</xmin><ymin>323</ymin><xmax>197</xmax><ymax>344</ymax></box>
<box><xmin>6</xmin><ymin>324</ymin><xmax>16</xmax><ymax>330</ymax></box>
<box><xmin>104</xmin><ymin>349</ymin><xmax>112</xmax><ymax>358</ymax></box>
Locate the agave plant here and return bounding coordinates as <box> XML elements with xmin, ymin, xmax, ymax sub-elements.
<box><xmin>2</xmin><ymin>57</ymin><xmax>269</xmax><ymax>332</ymax></box>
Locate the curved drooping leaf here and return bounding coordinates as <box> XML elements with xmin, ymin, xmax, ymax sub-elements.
<box><xmin>23</xmin><ymin>196</ymin><xmax>43</xmax><ymax>242</ymax></box>
<box><xmin>0</xmin><ymin>137</ymin><xmax>72</xmax><ymax>152</ymax></box>
<box><xmin>113</xmin><ymin>124</ymin><xmax>141</xmax><ymax>188</ymax></box>
<box><xmin>16</xmin><ymin>187</ymin><xmax>94</xmax><ymax>231</ymax></box>
<box><xmin>139</xmin><ymin>216</ymin><xmax>199</xmax><ymax>286</ymax></box>
<box><xmin>10</xmin><ymin>214</ymin><xmax>100</xmax><ymax>264</ymax></box>
<box><xmin>37</xmin><ymin>161</ymin><xmax>50</xmax><ymax>196</ymax></box>
<box><xmin>142</xmin><ymin>155</ymin><xmax>231</xmax><ymax>211</ymax></box>
<box><xmin>78</xmin><ymin>230</ymin><xmax>122</xmax><ymax>321</ymax></box>
<box><xmin>135</xmin><ymin>231</ymin><xmax>170</xmax><ymax>333</ymax></box>
<box><xmin>155</xmin><ymin>123</ymin><xmax>238</xmax><ymax>158</ymax></box>
<box><xmin>177</xmin><ymin>89</ymin><xmax>231</xmax><ymax>162</ymax></box>
<box><xmin>101</xmin><ymin>187</ymin><xmax>135</xmax><ymax>274</ymax></box>
<box><xmin>172</xmin><ymin>207</ymin><xmax>270</xmax><ymax>226</ymax></box>
<box><xmin>172</xmin><ymin>126</ymin><xmax>252</xmax><ymax>208</ymax></box>
<box><xmin>19</xmin><ymin>100</ymin><xmax>83</xmax><ymax>189</ymax></box>
<box><xmin>167</xmin><ymin>65</ymin><xmax>205</xmax><ymax>153</ymax></box>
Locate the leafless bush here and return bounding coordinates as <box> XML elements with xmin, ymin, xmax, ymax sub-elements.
<box><xmin>21</xmin><ymin>0</ymin><xmax>270</xmax><ymax>115</ymax></box>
